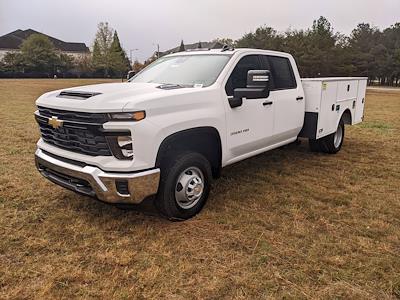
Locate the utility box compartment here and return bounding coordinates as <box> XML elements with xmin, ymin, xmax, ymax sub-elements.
<box><xmin>299</xmin><ymin>77</ymin><xmax>368</xmax><ymax>140</ymax></box>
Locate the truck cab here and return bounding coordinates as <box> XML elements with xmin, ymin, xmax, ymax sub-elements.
<box><xmin>34</xmin><ymin>48</ymin><xmax>366</xmax><ymax>220</ymax></box>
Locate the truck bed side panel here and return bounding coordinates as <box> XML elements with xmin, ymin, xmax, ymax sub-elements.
<box><xmin>300</xmin><ymin>77</ymin><xmax>367</xmax><ymax>139</ymax></box>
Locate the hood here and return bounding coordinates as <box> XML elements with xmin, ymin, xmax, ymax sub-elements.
<box><xmin>35</xmin><ymin>82</ymin><xmax>192</xmax><ymax>113</ymax></box>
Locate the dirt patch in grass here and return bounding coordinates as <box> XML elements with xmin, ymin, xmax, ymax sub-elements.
<box><xmin>0</xmin><ymin>79</ymin><xmax>399</xmax><ymax>299</ymax></box>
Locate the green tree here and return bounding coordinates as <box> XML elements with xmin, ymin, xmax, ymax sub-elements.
<box><xmin>392</xmin><ymin>47</ymin><xmax>400</xmax><ymax>86</ymax></box>
<box><xmin>1</xmin><ymin>52</ymin><xmax>24</xmax><ymax>72</ymax></box>
<box><xmin>75</xmin><ymin>54</ymin><xmax>93</xmax><ymax>74</ymax></box>
<box><xmin>381</xmin><ymin>23</ymin><xmax>400</xmax><ymax>85</ymax></box>
<box><xmin>57</xmin><ymin>53</ymin><xmax>74</xmax><ymax>73</ymax></box>
<box><xmin>349</xmin><ymin>23</ymin><xmax>381</xmax><ymax>82</ymax></box>
<box><xmin>302</xmin><ymin>16</ymin><xmax>338</xmax><ymax>77</ymax></box>
<box><xmin>132</xmin><ymin>59</ymin><xmax>144</xmax><ymax>72</ymax></box>
<box><xmin>19</xmin><ymin>34</ymin><xmax>58</xmax><ymax>73</ymax></box>
<box><xmin>92</xmin><ymin>22</ymin><xmax>114</xmax><ymax>76</ymax></box>
<box><xmin>281</xmin><ymin>29</ymin><xmax>308</xmax><ymax>75</ymax></box>
<box><xmin>213</xmin><ymin>38</ymin><xmax>235</xmax><ymax>47</ymax></box>
<box><xmin>235</xmin><ymin>26</ymin><xmax>284</xmax><ymax>50</ymax></box>
<box><xmin>109</xmin><ymin>31</ymin><xmax>131</xmax><ymax>77</ymax></box>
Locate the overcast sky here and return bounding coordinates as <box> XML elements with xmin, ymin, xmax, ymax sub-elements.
<box><xmin>1</xmin><ymin>0</ymin><xmax>399</xmax><ymax>61</ymax></box>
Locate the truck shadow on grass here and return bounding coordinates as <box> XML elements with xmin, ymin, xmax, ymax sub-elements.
<box><xmin>63</xmin><ymin>139</ymin><xmax>340</xmax><ymax>223</ymax></box>
<box><xmin>62</xmin><ymin>131</ymin><xmax>380</xmax><ymax>226</ymax></box>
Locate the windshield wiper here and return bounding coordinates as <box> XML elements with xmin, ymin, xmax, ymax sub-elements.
<box><xmin>157</xmin><ymin>83</ymin><xmax>193</xmax><ymax>90</ymax></box>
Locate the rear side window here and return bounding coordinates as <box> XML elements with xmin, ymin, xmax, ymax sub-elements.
<box><xmin>267</xmin><ymin>56</ymin><xmax>296</xmax><ymax>90</ymax></box>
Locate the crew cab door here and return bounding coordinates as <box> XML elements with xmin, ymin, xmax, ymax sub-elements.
<box><xmin>261</xmin><ymin>55</ymin><xmax>304</xmax><ymax>140</ymax></box>
<box><xmin>224</xmin><ymin>55</ymin><xmax>274</xmax><ymax>158</ymax></box>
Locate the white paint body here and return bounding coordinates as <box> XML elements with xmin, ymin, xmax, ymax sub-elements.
<box><xmin>35</xmin><ymin>49</ymin><xmax>367</xmax><ymax>173</ymax></box>
<box><xmin>301</xmin><ymin>77</ymin><xmax>367</xmax><ymax>139</ymax></box>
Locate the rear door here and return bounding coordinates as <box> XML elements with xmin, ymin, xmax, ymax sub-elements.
<box><xmin>261</xmin><ymin>55</ymin><xmax>304</xmax><ymax>141</ymax></box>
<box><xmin>354</xmin><ymin>79</ymin><xmax>367</xmax><ymax>124</ymax></box>
<box><xmin>224</xmin><ymin>55</ymin><xmax>274</xmax><ymax>158</ymax></box>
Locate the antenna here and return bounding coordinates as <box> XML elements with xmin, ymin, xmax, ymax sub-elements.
<box><xmin>221</xmin><ymin>45</ymin><xmax>234</xmax><ymax>52</ymax></box>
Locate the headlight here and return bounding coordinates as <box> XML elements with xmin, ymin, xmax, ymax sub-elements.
<box><xmin>109</xmin><ymin>111</ymin><xmax>146</xmax><ymax>121</ymax></box>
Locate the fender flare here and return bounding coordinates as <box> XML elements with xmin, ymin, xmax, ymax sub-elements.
<box><xmin>155</xmin><ymin>126</ymin><xmax>223</xmax><ymax>178</ymax></box>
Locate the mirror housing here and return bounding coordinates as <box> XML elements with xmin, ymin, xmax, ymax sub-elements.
<box><xmin>127</xmin><ymin>70</ymin><xmax>136</xmax><ymax>80</ymax></box>
<box><xmin>246</xmin><ymin>69</ymin><xmax>270</xmax><ymax>89</ymax></box>
<box><xmin>229</xmin><ymin>70</ymin><xmax>271</xmax><ymax>108</ymax></box>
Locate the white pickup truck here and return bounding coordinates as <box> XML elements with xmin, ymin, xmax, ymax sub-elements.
<box><xmin>34</xmin><ymin>48</ymin><xmax>367</xmax><ymax>220</ymax></box>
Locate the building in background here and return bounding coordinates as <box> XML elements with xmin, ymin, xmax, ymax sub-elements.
<box><xmin>0</xmin><ymin>29</ymin><xmax>90</xmax><ymax>60</ymax></box>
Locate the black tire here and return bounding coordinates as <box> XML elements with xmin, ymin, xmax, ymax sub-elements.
<box><xmin>156</xmin><ymin>152</ymin><xmax>212</xmax><ymax>220</ymax></box>
<box><xmin>309</xmin><ymin>119</ymin><xmax>345</xmax><ymax>154</ymax></box>
<box><xmin>309</xmin><ymin>139</ymin><xmax>321</xmax><ymax>152</ymax></box>
<box><xmin>320</xmin><ymin>119</ymin><xmax>345</xmax><ymax>154</ymax></box>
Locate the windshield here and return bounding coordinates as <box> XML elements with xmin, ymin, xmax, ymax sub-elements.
<box><xmin>130</xmin><ymin>54</ymin><xmax>231</xmax><ymax>87</ymax></box>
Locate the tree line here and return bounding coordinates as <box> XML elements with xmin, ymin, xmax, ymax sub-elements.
<box><xmin>0</xmin><ymin>22</ymin><xmax>131</xmax><ymax>78</ymax></box>
<box><xmin>1</xmin><ymin>17</ymin><xmax>399</xmax><ymax>85</ymax></box>
<box><xmin>217</xmin><ymin>17</ymin><xmax>400</xmax><ymax>86</ymax></box>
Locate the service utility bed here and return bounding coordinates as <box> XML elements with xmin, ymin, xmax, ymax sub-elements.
<box><xmin>299</xmin><ymin>77</ymin><xmax>368</xmax><ymax>140</ymax></box>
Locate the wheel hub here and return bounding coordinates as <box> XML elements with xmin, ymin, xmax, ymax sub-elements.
<box><xmin>334</xmin><ymin>124</ymin><xmax>343</xmax><ymax>148</ymax></box>
<box><xmin>175</xmin><ymin>167</ymin><xmax>204</xmax><ymax>209</ymax></box>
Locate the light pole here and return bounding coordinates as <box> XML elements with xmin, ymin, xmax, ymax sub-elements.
<box><xmin>153</xmin><ymin>43</ymin><xmax>160</xmax><ymax>59</ymax></box>
<box><xmin>129</xmin><ymin>49</ymin><xmax>139</xmax><ymax>63</ymax></box>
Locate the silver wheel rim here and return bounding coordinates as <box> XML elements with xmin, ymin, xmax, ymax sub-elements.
<box><xmin>334</xmin><ymin>125</ymin><xmax>343</xmax><ymax>148</ymax></box>
<box><xmin>175</xmin><ymin>167</ymin><xmax>204</xmax><ymax>209</ymax></box>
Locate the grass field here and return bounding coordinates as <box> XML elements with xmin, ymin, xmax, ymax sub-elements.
<box><xmin>0</xmin><ymin>79</ymin><xmax>399</xmax><ymax>299</ymax></box>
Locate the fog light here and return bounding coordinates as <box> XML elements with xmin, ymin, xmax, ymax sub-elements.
<box><xmin>116</xmin><ymin>180</ymin><xmax>130</xmax><ymax>196</ymax></box>
<box><xmin>106</xmin><ymin>133</ymin><xmax>134</xmax><ymax>160</ymax></box>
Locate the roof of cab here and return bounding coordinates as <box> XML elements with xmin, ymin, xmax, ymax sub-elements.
<box><xmin>165</xmin><ymin>48</ymin><xmax>293</xmax><ymax>58</ymax></box>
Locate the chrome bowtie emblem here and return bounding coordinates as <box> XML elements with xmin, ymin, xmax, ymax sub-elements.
<box><xmin>48</xmin><ymin>116</ymin><xmax>63</xmax><ymax>129</ymax></box>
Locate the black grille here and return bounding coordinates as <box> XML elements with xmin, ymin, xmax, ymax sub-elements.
<box><xmin>35</xmin><ymin>107</ymin><xmax>112</xmax><ymax>156</ymax></box>
<box><xmin>37</xmin><ymin>162</ymin><xmax>95</xmax><ymax>197</ymax></box>
<box><xmin>38</xmin><ymin>106</ymin><xmax>109</xmax><ymax>123</ymax></box>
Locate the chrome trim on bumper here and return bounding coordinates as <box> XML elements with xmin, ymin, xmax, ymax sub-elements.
<box><xmin>35</xmin><ymin>149</ymin><xmax>160</xmax><ymax>204</ymax></box>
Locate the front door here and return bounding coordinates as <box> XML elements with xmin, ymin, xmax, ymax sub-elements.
<box><xmin>224</xmin><ymin>55</ymin><xmax>274</xmax><ymax>159</ymax></box>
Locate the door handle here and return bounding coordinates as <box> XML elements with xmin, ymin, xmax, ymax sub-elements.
<box><xmin>263</xmin><ymin>101</ymin><xmax>273</xmax><ymax>106</ymax></box>
<box><xmin>296</xmin><ymin>96</ymin><xmax>304</xmax><ymax>101</ymax></box>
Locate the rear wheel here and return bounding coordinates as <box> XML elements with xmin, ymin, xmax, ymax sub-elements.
<box><xmin>309</xmin><ymin>118</ymin><xmax>345</xmax><ymax>154</ymax></box>
<box><xmin>321</xmin><ymin>119</ymin><xmax>345</xmax><ymax>154</ymax></box>
<box><xmin>309</xmin><ymin>139</ymin><xmax>321</xmax><ymax>152</ymax></box>
<box><xmin>156</xmin><ymin>152</ymin><xmax>212</xmax><ymax>220</ymax></box>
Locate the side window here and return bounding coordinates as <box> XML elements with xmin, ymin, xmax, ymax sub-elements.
<box><xmin>225</xmin><ymin>55</ymin><xmax>261</xmax><ymax>96</ymax></box>
<box><xmin>260</xmin><ymin>56</ymin><xmax>275</xmax><ymax>90</ymax></box>
<box><xmin>267</xmin><ymin>56</ymin><xmax>297</xmax><ymax>90</ymax></box>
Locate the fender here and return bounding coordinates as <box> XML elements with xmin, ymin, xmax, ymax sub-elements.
<box><xmin>339</xmin><ymin>109</ymin><xmax>352</xmax><ymax>128</ymax></box>
<box><xmin>155</xmin><ymin>127</ymin><xmax>223</xmax><ymax>178</ymax></box>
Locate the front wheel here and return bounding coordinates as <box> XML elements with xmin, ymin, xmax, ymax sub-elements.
<box><xmin>156</xmin><ymin>152</ymin><xmax>212</xmax><ymax>220</ymax></box>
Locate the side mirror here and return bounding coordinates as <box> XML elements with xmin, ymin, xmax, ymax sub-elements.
<box><xmin>127</xmin><ymin>70</ymin><xmax>136</xmax><ymax>80</ymax></box>
<box><xmin>229</xmin><ymin>70</ymin><xmax>270</xmax><ymax>108</ymax></box>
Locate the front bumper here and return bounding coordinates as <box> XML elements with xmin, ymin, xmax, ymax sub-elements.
<box><xmin>35</xmin><ymin>149</ymin><xmax>160</xmax><ymax>204</ymax></box>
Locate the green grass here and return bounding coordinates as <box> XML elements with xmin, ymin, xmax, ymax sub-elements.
<box><xmin>0</xmin><ymin>79</ymin><xmax>399</xmax><ymax>299</ymax></box>
<box><xmin>358</xmin><ymin>121</ymin><xmax>392</xmax><ymax>132</ymax></box>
